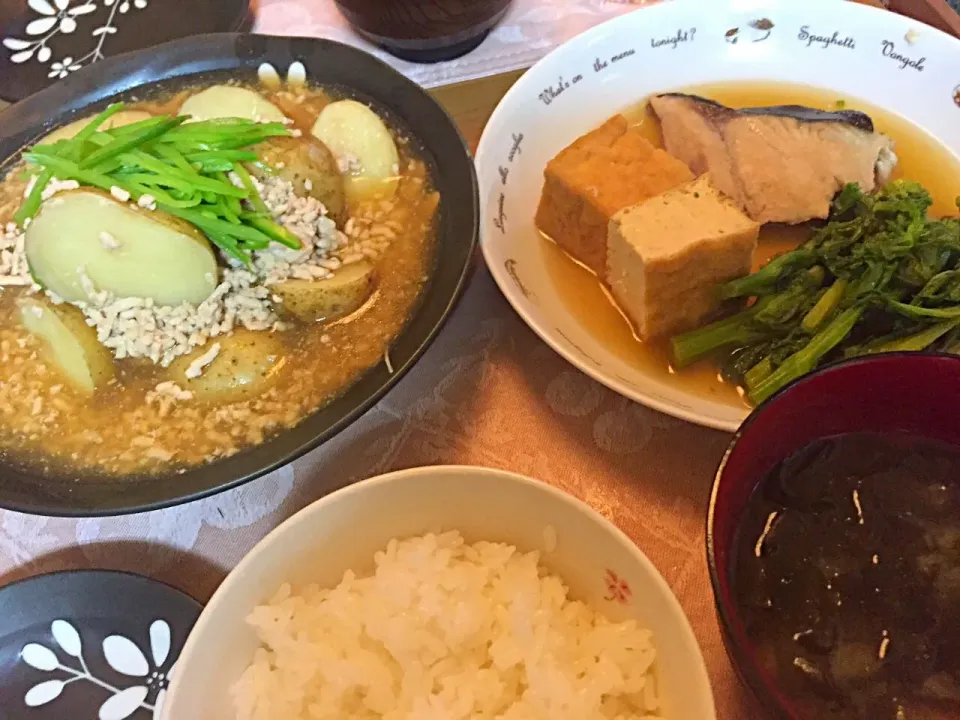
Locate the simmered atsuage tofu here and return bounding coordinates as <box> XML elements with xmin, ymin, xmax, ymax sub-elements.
<box><xmin>535</xmin><ymin>115</ymin><xmax>693</xmax><ymax>275</ymax></box>
<box><xmin>606</xmin><ymin>174</ymin><xmax>760</xmax><ymax>340</ymax></box>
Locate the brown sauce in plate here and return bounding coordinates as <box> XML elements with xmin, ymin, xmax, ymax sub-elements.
<box><xmin>540</xmin><ymin>82</ymin><xmax>960</xmax><ymax>409</ymax></box>
<box><xmin>733</xmin><ymin>432</ymin><xmax>960</xmax><ymax>719</ymax></box>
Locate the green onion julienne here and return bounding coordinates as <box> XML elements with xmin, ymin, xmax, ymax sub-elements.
<box><xmin>17</xmin><ymin>102</ymin><xmax>296</xmax><ymax>264</ymax></box>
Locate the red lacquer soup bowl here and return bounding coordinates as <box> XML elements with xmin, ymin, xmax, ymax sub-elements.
<box><xmin>707</xmin><ymin>353</ymin><xmax>960</xmax><ymax>718</ymax></box>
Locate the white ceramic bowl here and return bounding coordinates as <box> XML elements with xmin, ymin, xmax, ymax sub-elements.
<box><xmin>476</xmin><ymin>0</ymin><xmax>960</xmax><ymax>432</ymax></box>
<box><xmin>161</xmin><ymin>466</ymin><xmax>715</xmax><ymax>719</ymax></box>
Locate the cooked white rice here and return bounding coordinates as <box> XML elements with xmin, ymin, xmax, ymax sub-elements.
<box><xmin>231</xmin><ymin>531</ymin><xmax>663</xmax><ymax>720</ymax></box>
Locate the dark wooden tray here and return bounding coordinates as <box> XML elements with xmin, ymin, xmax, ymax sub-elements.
<box><xmin>882</xmin><ymin>0</ymin><xmax>960</xmax><ymax>38</ymax></box>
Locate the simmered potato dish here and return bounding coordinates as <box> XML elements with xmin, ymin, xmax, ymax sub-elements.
<box><xmin>0</xmin><ymin>79</ymin><xmax>438</xmax><ymax>476</ymax></box>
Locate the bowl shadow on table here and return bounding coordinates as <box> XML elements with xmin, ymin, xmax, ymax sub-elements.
<box><xmin>284</xmin><ymin>265</ymin><xmax>733</xmax><ymax>550</ymax></box>
<box><xmin>273</xmin><ymin>266</ymin><xmax>496</xmax><ymax>510</ymax></box>
<box><xmin>0</xmin><ymin>539</ymin><xmax>219</xmax><ymax>601</ymax></box>
<box><xmin>498</xmin><ymin>300</ymin><xmax>731</xmax><ymax>514</ymax></box>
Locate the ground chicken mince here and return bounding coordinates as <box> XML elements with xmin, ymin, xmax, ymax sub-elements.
<box><xmin>0</xmin><ymin>84</ymin><xmax>438</xmax><ymax>477</ymax></box>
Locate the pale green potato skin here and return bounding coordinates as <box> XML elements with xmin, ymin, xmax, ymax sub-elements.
<box><xmin>18</xmin><ymin>296</ymin><xmax>115</xmax><ymax>395</ymax></box>
<box><xmin>311</xmin><ymin>100</ymin><xmax>400</xmax><ymax>201</ymax></box>
<box><xmin>248</xmin><ymin>135</ymin><xmax>347</xmax><ymax>224</ymax></box>
<box><xmin>273</xmin><ymin>261</ymin><xmax>376</xmax><ymax>322</ymax></box>
<box><xmin>178</xmin><ymin>86</ymin><xmax>286</xmax><ymax>123</ymax></box>
<box><xmin>168</xmin><ymin>329</ymin><xmax>286</xmax><ymax>403</ymax></box>
<box><xmin>25</xmin><ymin>191</ymin><xmax>219</xmax><ymax>306</ymax></box>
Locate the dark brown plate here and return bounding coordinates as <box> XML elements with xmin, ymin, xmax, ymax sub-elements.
<box><xmin>0</xmin><ymin>0</ymin><xmax>252</xmax><ymax>102</ymax></box>
<box><xmin>0</xmin><ymin>33</ymin><xmax>478</xmax><ymax>516</ymax></box>
<box><xmin>0</xmin><ymin>570</ymin><xmax>201</xmax><ymax>719</ymax></box>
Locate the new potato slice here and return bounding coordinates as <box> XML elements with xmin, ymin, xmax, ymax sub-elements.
<box><xmin>273</xmin><ymin>261</ymin><xmax>376</xmax><ymax>322</ymax></box>
<box><xmin>310</xmin><ymin>100</ymin><xmax>400</xmax><ymax>201</ymax></box>
<box><xmin>42</xmin><ymin>110</ymin><xmax>154</xmax><ymax>144</ymax></box>
<box><xmin>18</xmin><ymin>297</ymin><xmax>114</xmax><ymax>395</ymax></box>
<box><xmin>249</xmin><ymin>136</ymin><xmax>347</xmax><ymax>223</ymax></box>
<box><xmin>25</xmin><ymin>190</ymin><xmax>219</xmax><ymax>306</ymax></box>
<box><xmin>179</xmin><ymin>86</ymin><xmax>287</xmax><ymax>123</ymax></box>
<box><xmin>169</xmin><ymin>329</ymin><xmax>286</xmax><ymax>403</ymax></box>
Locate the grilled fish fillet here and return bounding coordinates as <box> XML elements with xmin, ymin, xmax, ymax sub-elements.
<box><xmin>649</xmin><ymin>93</ymin><xmax>897</xmax><ymax>224</ymax></box>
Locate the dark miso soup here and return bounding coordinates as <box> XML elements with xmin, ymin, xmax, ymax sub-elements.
<box><xmin>733</xmin><ymin>432</ymin><xmax>960</xmax><ymax>719</ymax></box>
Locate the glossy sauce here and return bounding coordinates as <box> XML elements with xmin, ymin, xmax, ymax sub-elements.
<box><xmin>0</xmin><ymin>84</ymin><xmax>438</xmax><ymax>477</ymax></box>
<box><xmin>733</xmin><ymin>432</ymin><xmax>960</xmax><ymax>720</ymax></box>
<box><xmin>540</xmin><ymin>82</ymin><xmax>960</xmax><ymax>408</ymax></box>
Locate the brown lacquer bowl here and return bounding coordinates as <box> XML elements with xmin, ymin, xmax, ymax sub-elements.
<box><xmin>0</xmin><ymin>34</ymin><xmax>478</xmax><ymax>516</ymax></box>
<box><xmin>708</xmin><ymin>353</ymin><xmax>960</xmax><ymax>717</ymax></box>
<box><xmin>334</xmin><ymin>0</ymin><xmax>513</xmax><ymax>62</ymax></box>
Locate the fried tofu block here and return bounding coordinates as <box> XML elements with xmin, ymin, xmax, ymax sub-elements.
<box><xmin>535</xmin><ymin>115</ymin><xmax>694</xmax><ymax>275</ymax></box>
<box><xmin>606</xmin><ymin>175</ymin><xmax>760</xmax><ymax>340</ymax></box>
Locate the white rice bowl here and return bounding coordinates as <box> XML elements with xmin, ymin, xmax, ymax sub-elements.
<box><xmin>232</xmin><ymin>532</ymin><xmax>660</xmax><ymax>720</ymax></box>
<box><xmin>161</xmin><ymin>466</ymin><xmax>714</xmax><ymax>720</ymax></box>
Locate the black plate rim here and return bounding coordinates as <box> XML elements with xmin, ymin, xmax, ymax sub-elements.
<box><xmin>705</xmin><ymin>351</ymin><xmax>960</xmax><ymax>717</ymax></box>
<box><xmin>0</xmin><ymin>567</ymin><xmax>203</xmax><ymax>607</ymax></box>
<box><xmin>0</xmin><ymin>568</ymin><xmax>203</xmax><ymax>720</ymax></box>
<box><xmin>0</xmin><ymin>33</ymin><xmax>479</xmax><ymax>517</ymax></box>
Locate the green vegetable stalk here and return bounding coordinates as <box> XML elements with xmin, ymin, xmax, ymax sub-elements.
<box><xmin>750</xmin><ymin>306</ymin><xmax>863</xmax><ymax>404</ymax></box>
<box><xmin>18</xmin><ymin>102</ymin><xmax>296</xmax><ymax>264</ymax></box>
<box><xmin>669</xmin><ymin>180</ymin><xmax>960</xmax><ymax>404</ymax></box>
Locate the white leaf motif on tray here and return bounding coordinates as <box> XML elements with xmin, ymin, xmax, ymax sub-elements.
<box><xmin>27</xmin><ymin>0</ymin><xmax>56</xmax><ymax>16</ymax></box>
<box><xmin>51</xmin><ymin>619</ymin><xmax>83</xmax><ymax>657</ymax></box>
<box><xmin>103</xmin><ymin>634</ymin><xmax>149</xmax><ymax>676</ymax></box>
<box><xmin>3</xmin><ymin>0</ymin><xmax>149</xmax><ymax>77</ymax></box>
<box><xmin>98</xmin><ymin>685</ymin><xmax>149</xmax><ymax>720</ymax></box>
<box><xmin>21</xmin><ymin>643</ymin><xmax>58</xmax><ymax>671</ymax></box>
<box><xmin>19</xmin><ymin>619</ymin><xmax>170</xmax><ymax>716</ymax></box>
<box><xmin>49</xmin><ymin>58</ymin><xmax>71</xmax><ymax>78</ymax></box>
<box><xmin>24</xmin><ymin>679</ymin><xmax>65</xmax><ymax>707</ymax></box>
<box><xmin>26</xmin><ymin>16</ymin><xmax>57</xmax><ymax>35</ymax></box>
<box><xmin>149</xmin><ymin>619</ymin><xmax>170</xmax><ymax>666</ymax></box>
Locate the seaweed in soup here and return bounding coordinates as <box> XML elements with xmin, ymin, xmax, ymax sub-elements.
<box><xmin>733</xmin><ymin>432</ymin><xmax>960</xmax><ymax>719</ymax></box>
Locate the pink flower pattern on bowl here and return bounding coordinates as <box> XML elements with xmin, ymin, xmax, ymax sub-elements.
<box><xmin>604</xmin><ymin>569</ymin><xmax>632</xmax><ymax>604</ymax></box>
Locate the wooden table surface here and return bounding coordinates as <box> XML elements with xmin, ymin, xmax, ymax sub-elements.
<box><xmin>430</xmin><ymin>70</ymin><xmax>525</xmax><ymax>152</ymax></box>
